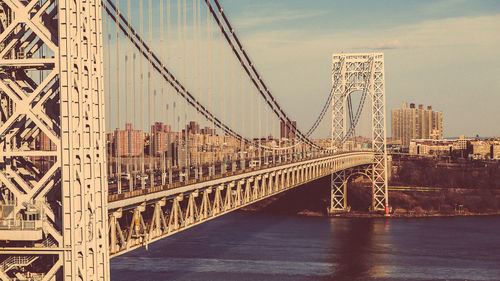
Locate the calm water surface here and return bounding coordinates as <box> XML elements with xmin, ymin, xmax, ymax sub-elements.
<box><xmin>111</xmin><ymin>212</ymin><xmax>500</xmax><ymax>281</ymax></box>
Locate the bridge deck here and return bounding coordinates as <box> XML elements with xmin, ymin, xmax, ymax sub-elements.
<box><xmin>108</xmin><ymin>151</ymin><xmax>375</xmax><ymax>257</ymax></box>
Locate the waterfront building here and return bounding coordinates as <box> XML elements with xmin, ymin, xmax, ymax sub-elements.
<box><xmin>392</xmin><ymin>102</ymin><xmax>443</xmax><ymax>147</ymax></box>
<box><xmin>472</xmin><ymin>141</ymin><xmax>491</xmax><ymax>159</ymax></box>
<box><xmin>452</xmin><ymin>135</ymin><xmax>469</xmax><ymax>150</ymax></box>
<box><xmin>409</xmin><ymin>139</ymin><xmax>453</xmax><ymax>156</ymax></box>
<box><xmin>493</xmin><ymin>143</ymin><xmax>500</xmax><ymax>160</ymax></box>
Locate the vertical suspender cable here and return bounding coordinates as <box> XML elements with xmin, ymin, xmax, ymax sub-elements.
<box><xmin>124</xmin><ymin>34</ymin><xmax>129</xmax><ymax>188</ymax></box>
<box><xmin>218</xmin><ymin>7</ymin><xmax>225</xmax><ymax>173</ymax></box>
<box><xmin>192</xmin><ymin>0</ymin><xmax>198</xmax><ymax>178</ymax></box>
<box><xmin>266</xmin><ymin>97</ymin><xmax>269</xmax><ymax>163</ymax></box>
<box><xmin>182</xmin><ymin>0</ymin><xmax>188</xmax><ymax>178</ymax></box>
<box><xmin>167</xmin><ymin>0</ymin><xmax>172</xmax><ymax>181</ymax></box>
<box><xmin>160</xmin><ymin>0</ymin><xmax>167</xmax><ymax>181</ymax></box>
<box><xmin>127</xmin><ymin>0</ymin><xmax>133</xmax><ymax>191</ymax></box>
<box><xmin>230</xmin><ymin>30</ymin><xmax>235</xmax><ymax>168</ymax></box>
<box><xmin>273</xmin><ymin>103</ymin><xmax>276</xmax><ymax>163</ymax></box>
<box><xmin>107</xmin><ymin>14</ymin><xmax>112</xmax><ymax>183</ymax></box>
<box><xmin>140</xmin><ymin>0</ymin><xmax>145</xmax><ymax>185</ymax></box>
<box><xmin>185</xmin><ymin>0</ymin><xmax>190</xmax><ymax>178</ymax></box>
<box><xmin>258</xmin><ymin>75</ymin><xmax>261</xmax><ymax>163</ymax></box>
<box><xmin>197</xmin><ymin>0</ymin><xmax>202</xmax><ymax>175</ymax></box>
<box><xmin>116</xmin><ymin>0</ymin><xmax>121</xmax><ymax>194</ymax></box>
<box><xmin>160</xmin><ymin>0</ymin><xmax>164</xmax><ymax>177</ymax></box>
<box><xmin>250</xmin><ymin>80</ymin><xmax>254</xmax><ymax>161</ymax></box>
<box><xmin>177</xmin><ymin>0</ymin><xmax>182</xmax><ymax>172</ymax></box>
<box><xmin>207</xmin><ymin>8</ymin><xmax>215</xmax><ymax>173</ymax></box>
<box><xmin>133</xmin><ymin>57</ymin><xmax>138</xmax><ymax>187</ymax></box>
<box><xmin>240</xmin><ymin>62</ymin><xmax>244</xmax><ymax>166</ymax></box>
<box><xmin>148</xmin><ymin>0</ymin><xmax>153</xmax><ymax>186</ymax></box>
<box><xmin>130</xmin><ymin>0</ymin><xmax>137</xmax><ymax>188</ymax></box>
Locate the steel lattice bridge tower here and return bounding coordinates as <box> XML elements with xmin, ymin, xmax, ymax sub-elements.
<box><xmin>330</xmin><ymin>53</ymin><xmax>389</xmax><ymax>213</ymax></box>
<box><xmin>0</xmin><ymin>1</ymin><xmax>388</xmax><ymax>280</ymax></box>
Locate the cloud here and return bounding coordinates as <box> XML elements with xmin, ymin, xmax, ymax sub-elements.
<box><xmin>234</xmin><ymin>9</ymin><xmax>327</xmax><ymax>29</ymax></box>
<box><xmin>357</xmin><ymin>39</ymin><xmax>402</xmax><ymax>50</ymax></box>
<box><xmin>242</xmin><ymin>13</ymin><xmax>500</xmax><ymax>58</ymax></box>
<box><xmin>236</xmin><ymin>13</ymin><xmax>500</xmax><ymax>137</ymax></box>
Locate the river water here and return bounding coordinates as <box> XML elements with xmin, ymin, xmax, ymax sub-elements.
<box><xmin>110</xmin><ymin>212</ymin><xmax>500</xmax><ymax>281</ymax></box>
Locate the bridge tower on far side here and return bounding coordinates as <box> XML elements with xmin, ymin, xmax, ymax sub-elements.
<box><xmin>329</xmin><ymin>53</ymin><xmax>389</xmax><ymax>214</ymax></box>
<box><xmin>0</xmin><ymin>1</ymin><xmax>110</xmax><ymax>280</ymax></box>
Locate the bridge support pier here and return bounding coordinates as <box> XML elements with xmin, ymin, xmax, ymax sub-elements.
<box><xmin>328</xmin><ymin>163</ymin><xmax>389</xmax><ymax>214</ymax></box>
<box><xmin>329</xmin><ymin>170</ymin><xmax>348</xmax><ymax>212</ymax></box>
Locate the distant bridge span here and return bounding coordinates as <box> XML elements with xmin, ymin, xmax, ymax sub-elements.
<box><xmin>107</xmin><ymin>151</ymin><xmax>376</xmax><ymax>257</ymax></box>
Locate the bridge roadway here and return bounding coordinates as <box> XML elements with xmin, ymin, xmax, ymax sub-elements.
<box><xmin>107</xmin><ymin>151</ymin><xmax>376</xmax><ymax>257</ymax></box>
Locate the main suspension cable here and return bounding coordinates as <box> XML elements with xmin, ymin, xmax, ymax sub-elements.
<box><xmin>204</xmin><ymin>0</ymin><xmax>319</xmax><ymax>149</ymax></box>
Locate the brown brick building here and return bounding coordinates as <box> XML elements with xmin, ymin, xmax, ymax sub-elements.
<box><xmin>114</xmin><ymin>123</ymin><xmax>144</xmax><ymax>157</ymax></box>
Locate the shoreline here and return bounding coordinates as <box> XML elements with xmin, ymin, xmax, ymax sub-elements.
<box><xmin>292</xmin><ymin>209</ymin><xmax>500</xmax><ymax>218</ymax></box>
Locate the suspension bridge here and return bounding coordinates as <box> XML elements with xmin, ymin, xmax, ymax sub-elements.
<box><xmin>0</xmin><ymin>0</ymin><xmax>388</xmax><ymax>280</ymax></box>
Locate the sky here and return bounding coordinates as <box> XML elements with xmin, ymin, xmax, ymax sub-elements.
<box><xmin>216</xmin><ymin>0</ymin><xmax>500</xmax><ymax>138</ymax></box>
<box><xmin>105</xmin><ymin>0</ymin><xmax>500</xmax><ymax>139</ymax></box>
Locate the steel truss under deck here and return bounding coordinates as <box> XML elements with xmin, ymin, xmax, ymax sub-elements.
<box><xmin>107</xmin><ymin>152</ymin><xmax>375</xmax><ymax>258</ymax></box>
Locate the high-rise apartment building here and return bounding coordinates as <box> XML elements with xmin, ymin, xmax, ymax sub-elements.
<box><xmin>200</xmin><ymin>126</ymin><xmax>216</xmax><ymax>135</ymax></box>
<box><xmin>391</xmin><ymin>102</ymin><xmax>442</xmax><ymax>147</ymax></box>
<box><xmin>186</xmin><ymin>121</ymin><xmax>216</xmax><ymax>135</ymax></box>
<box><xmin>114</xmin><ymin>123</ymin><xmax>144</xmax><ymax>157</ymax></box>
<box><xmin>151</xmin><ymin>122</ymin><xmax>172</xmax><ymax>156</ymax></box>
<box><xmin>186</xmin><ymin>121</ymin><xmax>200</xmax><ymax>135</ymax></box>
<box><xmin>280</xmin><ymin>120</ymin><xmax>297</xmax><ymax>140</ymax></box>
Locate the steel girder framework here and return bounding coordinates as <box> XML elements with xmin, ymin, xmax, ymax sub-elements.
<box><xmin>0</xmin><ymin>1</ymin><xmax>109</xmax><ymax>280</ymax></box>
<box><xmin>330</xmin><ymin>53</ymin><xmax>389</xmax><ymax>212</ymax></box>
<box><xmin>329</xmin><ymin>165</ymin><xmax>373</xmax><ymax>212</ymax></box>
<box><xmin>107</xmin><ymin>152</ymin><xmax>375</xmax><ymax>257</ymax></box>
